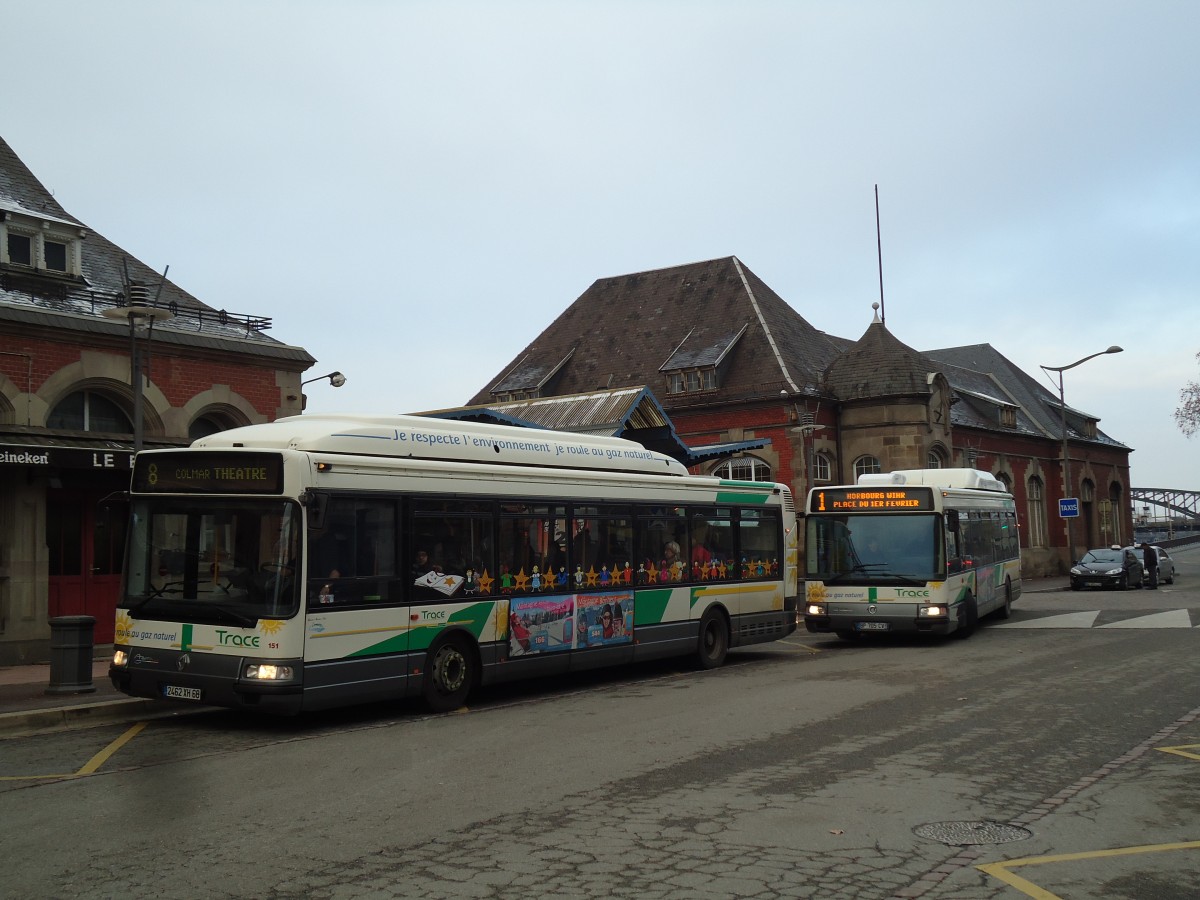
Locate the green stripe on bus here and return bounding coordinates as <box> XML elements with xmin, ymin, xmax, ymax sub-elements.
<box><xmin>181</xmin><ymin>623</ymin><xmax>193</xmax><ymax>652</ymax></box>
<box><xmin>715</xmin><ymin>492</ymin><xmax>770</xmax><ymax>505</ymax></box>
<box><xmin>350</xmin><ymin>600</ymin><xmax>498</xmax><ymax>658</ymax></box>
<box><xmin>717</xmin><ymin>479</ymin><xmax>773</xmax><ymax>489</ymax></box>
<box><xmin>350</xmin><ymin>632</ymin><xmax>409</xmax><ymax>657</ymax></box>
<box><xmin>634</xmin><ymin>589</ymin><xmax>672</xmax><ymax>626</ymax></box>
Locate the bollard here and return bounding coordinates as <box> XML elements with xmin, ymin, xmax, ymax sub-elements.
<box><xmin>46</xmin><ymin>615</ymin><xmax>97</xmax><ymax>694</ymax></box>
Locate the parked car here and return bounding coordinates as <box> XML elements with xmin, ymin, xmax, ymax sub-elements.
<box><xmin>1070</xmin><ymin>546</ymin><xmax>1144</xmax><ymax>590</ymax></box>
<box><xmin>1151</xmin><ymin>545</ymin><xmax>1176</xmax><ymax>584</ymax></box>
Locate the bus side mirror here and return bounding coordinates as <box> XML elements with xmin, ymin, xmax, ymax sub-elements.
<box><xmin>304</xmin><ymin>491</ymin><xmax>329</xmax><ymax>530</ymax></box>
<box><xmin>946</xmin><ymin>510</ymin><xmax>960</xmax><ymax>533</ymax></box>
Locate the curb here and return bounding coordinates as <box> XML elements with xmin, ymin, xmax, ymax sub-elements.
<box><xmin>0</xmin><ymin>698</ymin><xmax>199</xmax><ymax>738</ymax></box>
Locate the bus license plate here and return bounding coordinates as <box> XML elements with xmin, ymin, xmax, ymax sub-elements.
<box><xmin>855</xmin><ymin>622</ymin><xmax>889</xmax><ymax>631</ymax></box>
<box><xmin>164</xmin><ymin>685</ymin><xmax>202</xmax><ymax>701</ymax></box>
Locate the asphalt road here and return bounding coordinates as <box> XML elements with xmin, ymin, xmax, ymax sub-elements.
<box><xmin>3</xmin><ymin>546</ymin><xmax>1199</xmax><ymax>899</ymax></box>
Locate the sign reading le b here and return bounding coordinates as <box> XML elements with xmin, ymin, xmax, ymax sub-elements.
<box><xmin>1059</xmin><ymin>498</ymin><xmax>1080</xmax><ymax>518</ymax></box>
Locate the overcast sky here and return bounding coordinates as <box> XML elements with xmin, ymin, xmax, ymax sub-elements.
<box><xmin>8</xmin><ymin>1</ymin><xmax>1199</xmax><ymax>493</ymax></box>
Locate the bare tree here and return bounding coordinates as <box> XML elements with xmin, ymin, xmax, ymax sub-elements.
<box><xmin>1176</xmin><ymin>351</ymin><xmax>1200</xmax><ymax>437</ymax></box>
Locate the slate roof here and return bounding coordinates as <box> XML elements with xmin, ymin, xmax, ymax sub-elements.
<box><xmin>467</xmin><ymin>256</ymin><xmax>844</xmax><ymax>406</ymax></box>
<box><xmin>822</xmin><ymin>314</ymin><xmax>936</xmax><ymax>401</ymax></box>
<box><xmin>0</xmin><ymin>136</ymin><xmax>314</xmax><ymax>366</ymax></box>
<box><xmin>925</xmin><ymin>343</ymin><xmax>1129</xmax><ymax>449</ymax></box>
<box><xmin>464</xmin><ymin>255</ymin><xmax>1129</xmax><ymax>457</ymax></box>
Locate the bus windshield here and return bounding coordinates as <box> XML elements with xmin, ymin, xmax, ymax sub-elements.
<box><xmin>124</xmin><ymin>498</ymin><xmax>302</xmax><ymax>623</ymax></box>
<box><xmin>806</xmin><ymin>513</ymin><xmax>943</xmax><ymax>584</ymax></box>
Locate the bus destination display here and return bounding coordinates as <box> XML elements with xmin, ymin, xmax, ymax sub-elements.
<box><xmin>132</xmin><ymin>452</ymin><xmax>285</xmax><ymax>494</ymax></box>
<box><xmin>809</xmin><ymin>486</ymin><xmax>934</xmax><ymax>513</ymax></box>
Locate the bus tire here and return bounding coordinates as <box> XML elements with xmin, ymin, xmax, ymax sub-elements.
<box><xmin>696</xmin><ymin>608</ymin><xmax>730</xmax><ymax>669</ymax></box>
<box><xmin>422</xmin><ymin>635</ymin><xmax>476</xmax><ymax>712</ymax></box>
<box><xmin>997</xmin><ymin>579</ymin><xmax>1013</xmax><ymax>619</ymax></box>
<box><xmin>954</xmin><ymin>595</ymin><xmax>978</xmax><ymax>639</ymax></box>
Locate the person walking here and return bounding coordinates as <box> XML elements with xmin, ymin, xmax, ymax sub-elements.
<box><xmin>1142</xmin><ymin>542</ymin><xmax>1158</xmax><ymax>590</ymax></box>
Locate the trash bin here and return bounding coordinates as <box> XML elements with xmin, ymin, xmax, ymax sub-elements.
<box><xmin>46</xmin><ymin>615</ymin><xmax>97</xmax><ymax>694</ymax></box>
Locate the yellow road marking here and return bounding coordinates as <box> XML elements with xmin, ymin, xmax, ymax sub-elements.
<box><xmin>1157</xmin><ymin>743</ymin><xmax>1200</xmax><ymax>761</ymax></box>
<box><xmin>0</xmin><ymin>721</ymin><xmax>148</xmax><ymax>781</ymax></box>
<box><xmin>978</xmin><ymin>841</ymin><xmax>1200</xmax><ymax>900</ymax></box>
<box><xmin>75</xmin><ymin>721</ymin><xmax>147</xmax><ymax>775</ymax></box>
<box><xmin>780</xmin><ymin>637</ymin><xmax>823</xmax><ymax>654</ymax></box>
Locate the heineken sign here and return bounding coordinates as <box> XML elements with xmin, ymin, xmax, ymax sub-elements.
<box><xmin>0</xmin><ymin>444</ymin><xmax>134</xmax><ymax>470</ymax></box>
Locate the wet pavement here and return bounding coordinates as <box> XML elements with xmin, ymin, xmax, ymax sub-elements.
<box><xmin>0</xmin><ymin>576</ymin><xmax>1072</xmax><ymax>736</ymax></box>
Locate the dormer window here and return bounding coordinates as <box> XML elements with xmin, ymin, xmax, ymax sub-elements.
<box><xmin>7</xmin><ymin>232</ymin><xmax>31</xmax><ymax>266</ymax></box>
<box><xmin>44</xmin><ymin>238</ymin><xmax>68</xmax><ymax>272</ymax></box>
<box><xmin>0</xmin><ymin>208</ymin><xmax>85</xmax><ymax>280</ymax></box>
<box><xmin>1000</xmin><ymin>406</ymin><xmax>1017</xmax><ymax>428</ymax></box>
<box><xmin>660</xmin><ymin>324</ymin><xmax>744</xmax><ymax>396</ymax></box>
<box><xmin>489</xmin><ymin>350</ymin><xmax>572</xmax><ymax>403</ymax></box>
<box><xmin>667</xmin><ymin>367</ymin><xmax>718</xmax><ymax>395</ymax></box>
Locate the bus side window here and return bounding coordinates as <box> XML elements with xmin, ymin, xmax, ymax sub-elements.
<box><xmin>309</xmin><ymin>497</ymin><xmax>397</xmax><ymax>606</ymax></box>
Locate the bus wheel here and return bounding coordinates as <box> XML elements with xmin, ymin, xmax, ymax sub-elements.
<box><xmin>422</xmin><ymin>635</ymin><xmax>476</xmax><ymax>712</ymax></box>
<box><xmin>997</xmin><ymin>579</ymin><xmax>1013</xmax><ymax>619</ymax></box>
<box><xmin>696</xmin><ymin>608</ymin><xmax>729</xmax><ymax>669</ymax></box>
<box><xmin>954</xmin><ymin>596</ymin><xmax>978</xmax><ymax>639</ymax></box>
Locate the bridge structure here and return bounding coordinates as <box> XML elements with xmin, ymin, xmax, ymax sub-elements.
<box><xmin>1131</xmin><ymin>487</ymin><xmax>1200</xmax><ymax>540</ymax></box>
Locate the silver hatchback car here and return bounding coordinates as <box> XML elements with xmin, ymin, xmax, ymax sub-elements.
<box><xmin>1151</xmin><ymin>546</ymin><xmax>1176</xmax><ymax>585</ymax></box>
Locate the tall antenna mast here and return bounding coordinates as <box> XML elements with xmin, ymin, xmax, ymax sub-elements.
<box><xmin>875</xmin><ymin>184</ymin><xmax>886</xmax><ymax>325</ymax></box>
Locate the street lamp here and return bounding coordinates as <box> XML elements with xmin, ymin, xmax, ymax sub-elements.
<box><xmin>299</xmin><ymin>371</ymin><xmax>346</xmax><ymax>411</ymax></box>
<box><xmin>1040</xmin><ymin>345</ymin><xmax>1123</xmax><ymax>569</ymax></box>
<box><xmin>302</xmin><ymin>371</ymin><xmax>346</xmax><ymax>388</ymax></box>
<box><xmin>102</xmin><ymin>301</ymin><xmax>175</xmax><ymax>453</ymax></box>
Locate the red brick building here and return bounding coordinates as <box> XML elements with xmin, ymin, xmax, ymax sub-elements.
<box><xmin>467</xmin><ymin>256</ymin><xmax>1134</xmax><ymax>580</ymax></box>
<box><xmin>0</xmin><ymin>137</ymin><xmax>316</xmax><ymax>663</ymax></box>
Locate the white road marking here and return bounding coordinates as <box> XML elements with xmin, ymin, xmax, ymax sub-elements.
<box><xmin>995</xmin><ymin>611</ymin><xmax>1100</xmax><ymax>629</ymax></box>
<box><xmin>1096</xmin><ymin>609</ymin><xmax>1196</xmax><ymax>628</ymax></box>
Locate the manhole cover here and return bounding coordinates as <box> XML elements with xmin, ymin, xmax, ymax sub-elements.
<box><xmin>914</xmin><ymin>821</ymin><xmax>1032</xmax><ymax>846</ymax></box>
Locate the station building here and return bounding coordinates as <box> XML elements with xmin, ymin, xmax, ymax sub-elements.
<box><xmin>464</xmin><ymin>256</ymin><xmax>1133</xmax><ymax>579</ymax></box>
<box><xmin>0</xmin><ymin>136</ymin><xmax>316</xmax><ymax>664</ymax></box>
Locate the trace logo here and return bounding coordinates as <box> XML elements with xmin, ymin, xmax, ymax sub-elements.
<box><xmin>216</xmin><ymin>630</ymin><xmax>261</xmax><ymax>648</ymax></box>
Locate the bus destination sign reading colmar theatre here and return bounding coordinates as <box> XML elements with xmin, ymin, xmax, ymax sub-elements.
<box><xmin>808</xmin><ymin>487</ymin><xmax>935</xmax><ymax>513</ymax></box>
<box><xmin>132</xmin><ymin>452</ymin><xmax>285</xmax><ymax>494</ymax></box>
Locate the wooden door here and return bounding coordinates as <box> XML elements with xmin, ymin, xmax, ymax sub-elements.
<box><xmin>47</xmin><ymin>491</ymin><xmax>127</xmax><ymax>644</ymax></box>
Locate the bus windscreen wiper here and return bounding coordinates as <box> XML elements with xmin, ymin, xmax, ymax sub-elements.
<box><xmin>204</xmin><ymin>604</ymin><xmax>259</xmax><ymax>628</ymax></box>
<box><xmin>825</xmin><ymin>563</ymin><xmax>886</xmax><ymax>583</ymax></box>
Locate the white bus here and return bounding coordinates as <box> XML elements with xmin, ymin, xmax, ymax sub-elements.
<box><xmin>109</xmin><ymin>414</ymin><xmax>798</xmax><ymax>713</ymax></box>
<box><xmin>802</xmin><ymin>468</ymin><xmax>1022</xmax><ymax>640</ymax></box>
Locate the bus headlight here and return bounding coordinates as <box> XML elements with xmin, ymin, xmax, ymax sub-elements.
<box><xmin>244</xmin><ymin>663</ymin><xmax>294</xmax><ymax>681</ymax></box>
<box><xmin>806</xmin><ymin>603</ymin><xmax>827</xmax><ymax>616</ymax></box>
<box><xmin>112</xmin><ymin>649</ymin><xmax>129</xmax><ymax>667</ymax></box>
<box><xmin>918</xmin><ymin>605</ymin><xmax>948</xmax><ymax>618</ymax></box>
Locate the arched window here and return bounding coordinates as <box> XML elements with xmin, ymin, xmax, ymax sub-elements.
<box><xmin>853</xmin><ymin>456</ymin><xmax>881</xmax><ymax>480</ymax></box>
<box><xmin>188</xmin><ymin>414</ymin><xmax>236</xmax><ymax>441</ymax></box>
<box><xmin>712</xmin><ymin>456</ymin><xmax>772</xmax><ymax>482</ymax></box>
<box><xmin>47</xmin><ymin>390</ymin><xmax>132</xmax><ymax>434</ymax></box>
<box><xmin>1026</xmin><ymin>476</ymin><xmax>1047</xmax><ymax>548</ymax></box>
<box><xmin>996</xmin><ymin>472</ymin><xmax>1012</xmax><ymax>494</ymax></box>
<box><xmin>927</xmin><ymin>448</ymin><xmax>945</xmax><ymax>469</ymax></box>
<box><xmin>812</xmin><ymin>452</ymin><xmax>831</xmax><ymax>483</ymax></box>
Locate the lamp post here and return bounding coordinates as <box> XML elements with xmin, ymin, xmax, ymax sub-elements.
<box><xmin>302</xmin><ymin>371</ymin><xmax>347</xmax><ymax>388</ymax></box>
<box><xmin>102</xmin><ymin>301</ymin><xmax>175</xmax><ymax>453</ymax></box>
<box><xmin>300</xmin><ymin>371</ymin><xmax>346</xmax><ymax>411</ymax></box>
<box><xmin>1040</xmin><ymin>345</ymin><xmax>1123</xmax><ymax>569</ymax></box>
